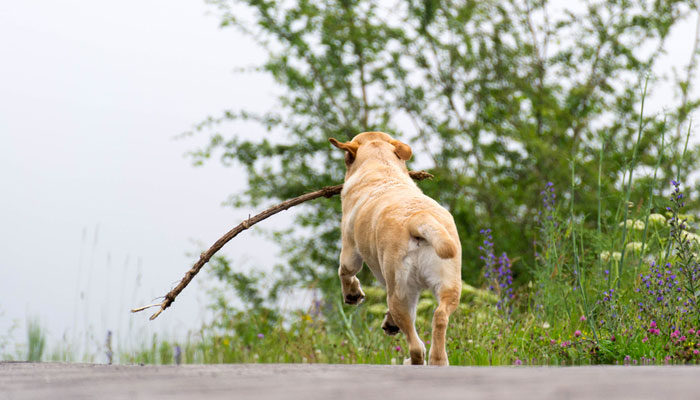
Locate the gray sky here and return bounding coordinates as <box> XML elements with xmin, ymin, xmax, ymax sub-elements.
<box><xmin>0</xmin><ymin>1</ymin><xmax>698</xmax><ymax>360</ymax></box>
<box><xmin>0</xmin><ymin>0</ymin><xmax>285</xmax><ymax>357</ymax></box>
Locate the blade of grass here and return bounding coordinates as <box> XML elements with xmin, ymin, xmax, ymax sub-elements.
<box><xmin>336</xmin><ymin>298</ymin><xmax>360</xmax><ymax>349</ymax></box>
<box><xmin>664</xmin><ymin>119</ymin><xmax>693</xmax><ymax>264</ymax></box>
<box><xmin>570</xmin><ymin>157</ymin><xmax>598</xmax><ymax>342</ymax></box>
<box><xmin>597</xmin><ymin>133</ymin><xmax>606</xmax><ymax>279</ymax></box>
<box><xmin>636</xmin><ymin>116</ymin><xmax>666</xmax><ymax>276</ymax></box>
<box><xmin>617</xmin><ymin>75</ymin><xmax>649</xmax><ymax>289</ymax></box>
<box><xmin>676</xmin><ymin>118</ymin><xmax>692</xmax><ymax>183</ymax></box>
<box><xmin>597</xmin><ymin>133</ymin><xmax>605</xmax><ymax>236</ymax></box>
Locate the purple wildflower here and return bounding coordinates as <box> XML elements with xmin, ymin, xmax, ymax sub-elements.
<box><xmin>480</xmin><ymin>229</ymin><xmax>514</xmax><ymax>315</ymax></box>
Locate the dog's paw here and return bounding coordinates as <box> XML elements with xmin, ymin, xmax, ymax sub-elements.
<box><xmin>428</xmin><ymin>357</ymin><xmax>449</xmax><ymax>366</ymax></box>
<box><xmin>382</xmin><ymin>323</ymin><xmax>400</xmax><ymax>336</ymax></box>
<box><xmin>344</xmin><ymin>290</ymin><xmax>365</xmax><ymax>305</ymax></box>
<box><xmin>381</xmin><ymin>320</ymin><xmax>400</xmax><ymax>336</ymax></box>
<box><xmin>403</xmin><ymin>357</ymin><xmax>427</xmax><ymax>366</ymax></box>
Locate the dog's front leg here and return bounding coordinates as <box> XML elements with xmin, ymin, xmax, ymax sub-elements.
<box><xmin>338</xmin><ymin>247</ymin><xmax>365</xmax><ymax>305</ymax></box>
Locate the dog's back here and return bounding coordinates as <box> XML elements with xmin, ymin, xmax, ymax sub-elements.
<box><xmin>342</xmin><ymin>156</ymin><xmax>461</xmax><ymax>295</ymax></box>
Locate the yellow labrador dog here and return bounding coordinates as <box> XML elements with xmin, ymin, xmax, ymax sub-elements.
<box><xmin>330</xmin><ymin>131</ymin><xmax>462</xmax><ymax>366</ymax></box>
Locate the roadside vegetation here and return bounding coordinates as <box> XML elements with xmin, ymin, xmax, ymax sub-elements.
<box><xmin>123</xmin><ymin>121</ymin><xmax>700</xmax><ymax>366</ymax></box>
<box><xmin>6</xmin><ymin>122</ymin><xmax>700</xmax><ymax>365</ymax></box>
<box><xmin>4</xmin><ymin>0</ymin><xmax>700</xmax><ymax>366</ymax></box>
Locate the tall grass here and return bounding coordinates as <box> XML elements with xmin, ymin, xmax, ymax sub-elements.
<box><xmin>26</xmin><ymin>318</ymin><xmax>45</xmax><ymax>362</ymax></box>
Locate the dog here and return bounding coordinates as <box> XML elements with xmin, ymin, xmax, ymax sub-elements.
<box><xmin>329</xmin><ymin>131</ymin><xmax>462</xmax><ymax>366</ymax></box>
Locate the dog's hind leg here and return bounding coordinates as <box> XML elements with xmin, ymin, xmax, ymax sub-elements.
<box><xmin>381</xmin><ymin>311</ymin><xmax>400</xmax><ymax>336</ymax></box>
<box><xmin>387</xmin><ymin>289</ymin><xmax>424</xmax><ymax>365</ymax></box>
<box><xmin>338</xmin><ymin>247</ymin><xmax>365</xmax><ymax>305</ymax></box>
<box><xmin>428</xmin><ymin>283</ymin><xmax>461</xmax><ymax>366</ymax></box>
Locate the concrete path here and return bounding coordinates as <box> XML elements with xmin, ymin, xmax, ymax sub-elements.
<box><xmin>1</xmin><ymin>362</ymin><xmax>698</xmax><ymax>399</ymax></box>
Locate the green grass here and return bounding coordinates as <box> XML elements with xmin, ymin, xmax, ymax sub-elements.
<box><xmin>26</xmin><ymin>317</ymin><xmax>46</xmax><ymax>362</ymax></box>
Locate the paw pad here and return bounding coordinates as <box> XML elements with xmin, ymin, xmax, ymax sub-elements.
<box><xmin>344</xmin><ymin>292</ymin><xmax>364</xmax><ymax>305</ymax></box>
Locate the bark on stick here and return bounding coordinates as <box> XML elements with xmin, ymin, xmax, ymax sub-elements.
<box><xmin>131</xmin><ymin>170</ymin><xmax>433</xmax><ymax>320</ymax></box>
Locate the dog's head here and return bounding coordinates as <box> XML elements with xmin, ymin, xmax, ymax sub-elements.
<box><xmin>329</xmin><ymin>132</ymin><xmax>412</xmax><ymax>176</ymax></box>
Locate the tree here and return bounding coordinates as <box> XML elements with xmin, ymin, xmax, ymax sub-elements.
<box><xmin>187</xmin><ymin>0</ymin><xmax>700</xmax><ymax>303</ymax></box>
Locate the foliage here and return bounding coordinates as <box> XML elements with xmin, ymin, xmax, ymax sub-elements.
<box><xmin>143</xmin><ymin>0</ymin><xmax>700</xmax><ymax>366</ymax></box>
<box><xmin>188</xmin><ymin>0</ymin><xmax>700</xmax><ymax>302</ymax></box>
<box><xmin>26</xmin><ymin>318</ymin><xmax>46</xmax><ymax>362</ymax></box>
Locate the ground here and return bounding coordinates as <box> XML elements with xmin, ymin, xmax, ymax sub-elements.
<box><xmin>1</xmin><ymin>362</ymin><xmax>697</xmax><ymax>399</ymax></box>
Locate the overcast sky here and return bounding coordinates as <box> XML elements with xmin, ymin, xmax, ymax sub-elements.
<box><xmin>0</xmin><ymin>0</ymin><xmax>286</xmax><ymax>357</ymax></box>
<box><xmin>0</xmin><ymin>1</ymin><xmax>698</xmax><ymax>360</ymax></box>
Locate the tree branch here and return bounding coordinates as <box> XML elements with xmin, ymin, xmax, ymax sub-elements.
<box><xmin>131</xmin><ymin>170</ymin><xmax>434</xmax><ymax>320</ymax></box>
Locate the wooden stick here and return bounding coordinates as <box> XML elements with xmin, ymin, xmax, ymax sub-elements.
<box><xmin>132</xmin><ymin>170</ymin><xmax>434</xmax><ymax>320</ymax></box>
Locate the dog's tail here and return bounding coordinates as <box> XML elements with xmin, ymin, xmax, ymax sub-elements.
<box><xmin>408</xmin><ymin>212</ymin><xmax>457</xmax><ymax>259</ymax></box>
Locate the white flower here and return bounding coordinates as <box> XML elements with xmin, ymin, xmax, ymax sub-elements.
<box><xmin>620</xmin><ymin>219</ymin><xmax>645</xmax><ymax>230</ymax></box>
<box><xmin>648</xmin><ymin>213</ymin><xmax>666</xmax><ymax>226</ymax></box>
<box><xmin>625</xmin><ymin>242</ymin><xmax>645</xmax><ymax>253</ymax></box>
<box><xmin>542</xmin><ymin>322</ymin><xmax>551</xmax><ymax>329</ymax></box>
<box><xmin>681</xmin><ymin>231</ymin><xmax>700</xmax><ymax>245</ymax></box>
<box><xmin>390</xmin><ymin>358</ymin><xmax>397</xmax><ymax>365</ymax></box>
<box><xmin>619</xmin><ymin>219</ymin><xmax>635</xmax><ymax>228</ymax></box>
<box><xmin>612</xmin><ymin>252</ymin><xmax>622</xmax><ymax>261</ymax></box>
<box><xmin>600</xmin><ymin>251</ymin><xmax>611</xmax><ymax>262</ymax></box>
<box><xmin>681</xmin><ymin>214</ymin><xmax>696</xmax><ymax>223</ymax></box>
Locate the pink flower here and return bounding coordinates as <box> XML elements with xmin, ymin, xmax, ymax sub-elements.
<box><xmin>574</xmin><ymin>330</ymin><xmax>582</xmax><ymax>337</ymax></box>
<box><xmin>671</xmin><ymin>330</ymin><xmax>680</xmax><ymax>339</ymax></box>
<box><xmin>550</xmin><ymin>339</ymin><xmax>556</xmax><ymax>345</ymax></box>
<box><xmin>694</xmin><ymin>350</ymin><xmax>699</xmax><ymax>355</ymax></box>
<box><xmin>689</xmin><ymin>329</ymin><xmax>696</xmax><ymax>335</ymax></box>
<box><xmin>340</xmin><ymin>355</ymin><xmax>345</xmax><ymax>361</ymax></box>
<box><xmin>514</xmin><ymin>359</ymin><xmax>522</xmax><ymax>365</ymax></box>
<box><xmin>580</xmin><ymin>315</ymin><xmax>587</xmax><ymax>322</ymax></box>
<box><xmin>650</xmin><ymin>321</ymin><xmax>657</xmax><ymax>329</ymax></box>
<box><xmin>642</xmin><ymin>336</ymin><xmax>648</xmax><ymax>343</ymax></box>
<box><xmin>394</xmin><ymin>346</ymin><xmax>402</xmax><ymax>352</ymax></box>
<box><xmin>680</xmin><ymin>335</ymin><xmax>687</xmax><ymax>342</ymax></box>
<box><xmin>610</xmin><ymin>335</ymin><xmax>616</xmax><ymax>342</ymax></box>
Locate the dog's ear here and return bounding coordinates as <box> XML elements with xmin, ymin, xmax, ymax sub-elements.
<box><xmin>389</xmin><ymin>139</ymin><xmax>412</xmax><ymax>161</ymax></box>
<box><xmin>329</xmin><ymin>138</ymin><xmax>359</xmax><ymax>159</ymax></box>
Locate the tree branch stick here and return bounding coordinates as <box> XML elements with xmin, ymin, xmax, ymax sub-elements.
<box><xmin>132</xmin><ymin>170</ymin><xmax>433</xmax><ymax>320</ymax></box>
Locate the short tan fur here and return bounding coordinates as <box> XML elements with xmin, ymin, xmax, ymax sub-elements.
<box><xmin>330</xmin><ymin>131</ymin><xmax>462</xmax><ymax>366</ymax></box>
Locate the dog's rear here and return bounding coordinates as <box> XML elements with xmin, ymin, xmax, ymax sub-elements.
<box><xmin>408</xmin><ymin>211</ymin><xmax>457</xmax><ymax>259</ymax></box>
<box><xmin>331</xmin><ymin>132</ymin><xmax>462</xmax><ymax>366</ymax></box>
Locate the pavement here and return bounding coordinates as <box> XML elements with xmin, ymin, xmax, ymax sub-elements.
<box><xmin>1</xmin><ymin>362</ymin><xmax>699</xmax><ymax>399</ymax></box>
